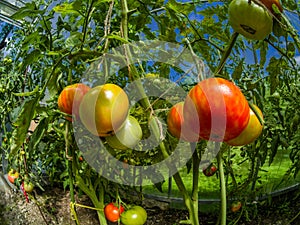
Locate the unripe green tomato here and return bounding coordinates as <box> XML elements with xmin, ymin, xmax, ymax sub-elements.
<box><xmin>121</xmin><ymin>206</ymin><xmax>147</xmax><ymax>225</ymax></box>
<box><xmin>106</xmin><ymin>116</ymin><xmax>142</xmax><ymax>150</ymax></box>
<box><xmin>228</xmin><ymin>0</ymin><xmax>273</xmax><ymax>40</ymax></box>
<box><xmin>23</xmin><ymin>181</ymin><xmax>34</xmax><ymax>193</ymax></box>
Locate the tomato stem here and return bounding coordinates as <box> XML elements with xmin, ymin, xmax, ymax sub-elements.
<box><xmin>65</xmin><ymin>122</ymin><xmax>79</xmax><ymax>225</ymax></box>
<box><xmin>217</xmin><ymin>144</ymin><xmax>227</xmax><ymax>225</ymax></box>
<box><xmin>191</xmin><ymin>142</ymin><xmax>200</xmax><ymax>225</ymax></box>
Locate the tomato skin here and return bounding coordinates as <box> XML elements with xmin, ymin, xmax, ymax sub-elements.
<box><xmin>226</xmin><ymin>104</ymin><xmax>264</xmax><ymax>146</ymax></box>
<box><xmin>228</xmin><ymin>0</ymin><xmax>273</xmax><ymax>40</ymax></box>
<box><xmin>121</xmin><ymin>206</ymin><xmax>147</xmax><ymax>225</ymax></box>
<box><xmin>58</xmin><ymin>83</ymin><xmax>91</xmax><ymax>121</ymax></box>
<box><xmin>104</xmin><ymin>202</ymin><xmax>125</xmax><ymax>222</ymax></box>
<box><xmin>167</xmin><ymin>102</ymin><xmax>200</xmax><ymax>142</ymax></box>
<box><xmin>203</xmin><ymin>164</ymin><xmax>218</xmax><ymax>177</ymax></box>
<box><xmin>260</xmin><ymin>0</ymin><xmax>283</xmax><ymax>16</ymax></box>
<box><xmin>23</xmin><ymin>181</ymin><xmax>34</xmax><ymax>193</ymax></box>
<box><xmin>79</xmin><ymin>84</ymin><xmax>129</xmax><ymax>137</ymax></box>
<box><xmin>231</xmin><ymin>201</ymin><xmax>242</xmax><ymax>213</ymax></box>
<box><xmin>184</xmin><ymin>78</ymin><xmax>250</xmax><ymax>142</ymax></box>
<box><xmin>106</xmin><ymin>116</ymin><xmax>142</xmax><ymax>150</ymax></box>
<box><xmin>7</xmin><ymin>169</ymin><xmax>19</xmax><ymax>184</ymax></box>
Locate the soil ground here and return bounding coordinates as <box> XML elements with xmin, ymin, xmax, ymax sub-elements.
<box><xmin>0</xmin><ymin>186</ymin><xmax>299</xmax><ymax>225</ymax></box>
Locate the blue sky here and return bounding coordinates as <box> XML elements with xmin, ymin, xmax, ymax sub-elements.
<box><xmin>1</xmin><ymin>0</ymin><xmax>299</xmax><ymax>65</ymax></box>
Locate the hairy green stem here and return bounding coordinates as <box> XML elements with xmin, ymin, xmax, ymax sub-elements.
<box><xmin>120</xmin><ymin>1</ymin><xmax>198</xmax><ymax>224</ymax></box>
<box><xmin>76</xmin><ymin>175</ymin><xmax>107</xmax><ymax>225</ymax></box>
<box><xmin>191</xmin><ymin>143</ymin><xmax>200</xmax><ymax>225</ymax></box>
<box><xmin>65</xmin><ymin>122</ymin><xmax>78</xmax><ymax>225</ymax></box>
<box><xmin>217</xmin><ymin>145</ymin><xmax>226</xmax><ymax>225</ymax></box>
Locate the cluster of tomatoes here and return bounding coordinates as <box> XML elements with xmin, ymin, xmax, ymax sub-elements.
<box><xmin>167</xmin><ymin>77</ymin><xmax>264</xmax><ymax>146</ymax></box>
<box><xmin>104</xmin><ymin>202</ymin><xmax>147</xmax><ymax>225</ymax></box>
<box><xmin>58</xmin><ymin>77</ymin><xmax>263</xmax><ymax>151</ymax></box>
<box><xmin>7</xmin><ymin>169</ymin><xmax>35</xmax><ymax>202</ymax></box>
<box><xmin>228</xmin><ymin>0</ymin><xmax>283</xmax><ymax>40</ymax></box>
<box><xmin>58</xmin><ymin>83</ymin><xmax>142</xmax><ymax>150</ymax></box>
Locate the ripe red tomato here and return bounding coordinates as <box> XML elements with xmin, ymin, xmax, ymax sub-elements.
<box><xmin>106</xmin><ymin>116</ymin><xmax>142</xmax><ymax>150</ymax></box>
<box><xmin>183</xmin><ymin>78</ymin><xmax>250</xmax><ymax>142</ymax></box>
<box><xmin>104</xmin><ymin>202</ymin><xmax>125</xmax><ymax>222</ymax></box>
<box><xmin>226</xmin><ymin>104</ymin><xmax>264</xmax><ymax>146</ymax></box>
<box><xmin>167</xmin><ymin>102</ymin><xmax>200</xmax><ymax>142</ymax></box>
<box><xmin>7</xmin><ymin>169</ymin><xmax>19</xmax><ymax>184</ymax></box>
<box><xmin>58</xmin><ymin>83</ymin><xmax>91</xmax><ymax>121</ymax></box>
<box><xmin>79</xmin><ymin>84</ymin><xmax>129</xmax><ymax>137</ymax></box>
<box><xmin>203</xmin><ymin>164</ymin><xmax>218</xmax><ymax>177</ymax></box>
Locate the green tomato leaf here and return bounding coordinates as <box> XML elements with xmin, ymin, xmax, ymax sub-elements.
<box><xmin>107</xmin><ymin>34</ymin><xmax>129</xmax><ymax>43</ymax></box>
<box><xmin>13</xmin><ymin>86</ymin><xmax>39</xmax><ymax>97</ymax></box>
<box><xmin>53</xmin><ymin>3</ymin><xmax>81</xmax><ymax>15</ymax></box>
<box><xmin>232</xmin><ymin>60</ymin><xmax>243</xmax><ymax>80</ymax></box>
<box><xmin>11</xmin><ymin>2</ymin><xmax>44</xmax><ymax>20</ymax></box>
<box><xmin>10</xmin><ymin>97</ymin><xmax>39</xmax><ymax>156</ymax></box>
<box><xmin>269</xmin><ymin>134</ymin><xmax>280</xmax><ymax>166</ymax></box>
<box><xmin>65</xmin><ymin>32</ymin><xmax>83</xmax><ymax>48</ymax></box>
<box><xmin>28</xmin><ymin>117</ymin><xmax>48</xmax><ymax>152</ymax></box>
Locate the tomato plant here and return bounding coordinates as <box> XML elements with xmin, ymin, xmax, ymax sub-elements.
<box><xmin>7</xmin><ymin>169</ymin><xmax>19</xmax><ymax>184</ymax></box>
<box><xmin>121</xmin><ymin>206</ymin><xmax>147</xmax><ymax>225</ymax></box>
<box><xmin>167</xmin><ymin>102</ymin><xmax>200</xmax><ymax>142</ymax></box>
<box><xmin>79</xmin><ymin>84</ymin><xmax>129</xmax><ymax>137</ymax></box>
<box><xmin>203</xmin><ymin>164</ymin><xmax>218</xmax><ymax>177</ymax></box>
<box><xmin>106</xmin><ymin>116</ymin><xmax>142</xmax><ymax>150</ymax></box>
<box><xmin>184</xmin><ymin>78</ymin><xmax>250</xmax><ymax>142</ymax></box>
<box><xmin>230</xmin><ymin>201</ymin><xmax>242</xmax><ymax>213</ymax></box>
<box><xmin>228</xmin><ymin>0</ymin><xmax>273</xmax><ymax>40</ymax></box>
<box><xmin>23</xmin><ymin>181</ymin><xmax>34</xmax><ymax>193</ymax></box>
<box><xmin>226</xmin><ymin>104</ymin><xmax>264</xmax><ymax>146</ymax></box>
<box><xmin>104</xmin><ymin>202</ymin><xmax>125</xmax><ymax>223</ymax></box>
<box><xmin>57</xmin><ymin>83</ymin><xmax>91</xmax><ymax>121</ymax></box>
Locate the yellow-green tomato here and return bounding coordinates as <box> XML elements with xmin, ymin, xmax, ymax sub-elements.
<box><xmin>106</xmin><ymin>116</ymin><xmax>142</xmax><ymax>150</ymax></box>
<box><xmin>121</xmin><ymin>206</ymin><xmax>147</xmax><ymax>225</ymax></box>
<box><xmin>79</xmin><ymin>84</ymin><xmax>129</xmax><ymax>137</ymax></box>
<box><xmin>23</xmin><ymin>181</ymin><xmax>34</xmax><ymax>193</ymax></box>
<box><xmin>226</xmin><ymin>104</ymin><xmax>264</xmax><ymax>146</ymax></box>
<box><xmin>228</xmin><ymin>0</ymin><xmax>273</xmax><ymax>40</ymax></box>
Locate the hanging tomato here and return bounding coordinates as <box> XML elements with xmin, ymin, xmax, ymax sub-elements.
<box><xmin>228</xmin><ymin>0</ymin><xmax>273</xmax><ymax>40</ymax></box>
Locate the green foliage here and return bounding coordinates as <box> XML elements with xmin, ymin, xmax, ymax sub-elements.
<box><xmin>0</xmin><ymin>0</ymin><xmax>299</xmax><ymax>224</ymax></box>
